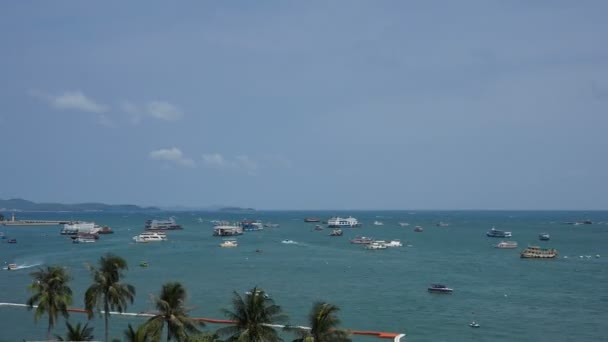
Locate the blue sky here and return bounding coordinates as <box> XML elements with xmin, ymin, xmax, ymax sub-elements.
<box><xmin>1</xmin><ymin>1</ymin><xmax>607</xmax><ymax>210</ymax></box>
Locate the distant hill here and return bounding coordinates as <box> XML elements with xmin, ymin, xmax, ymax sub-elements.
<box><xmin>0</xmin><ymin>198</ymin><xmax>160</xmax><ymax>212</ymax></box>
<box><xmin>219</xmin><ymin>207</ymin><xmax>256</xmax><ymax>212</ymax></box>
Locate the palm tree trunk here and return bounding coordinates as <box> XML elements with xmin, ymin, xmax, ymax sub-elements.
<box><xmin>167</xmin><ymin>324</ymin><xmax>171</xmax><ymax>341</ymax></box>
<box><xmin>47</xmin><ymin>318</ymin><xmax>52</xmax><ymax>341</ymax></box>
<box><xmin>104</xmin><ymin>298</ymin><xmax>110</xmax><ymax>342</ymax></box>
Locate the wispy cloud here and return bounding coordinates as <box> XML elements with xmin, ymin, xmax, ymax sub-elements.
<box><xmin>149</xmin><ymin>147</ymin><xmax>195</xmax><ymax>167</ymax></box>
<box><xmin>201</xmin><ymin>153</ymin><xmax>261</xmax><ymax>175</ymax></box>
<box><xmin>32</xmin><ymin>90</ymin><xmax>108</xmax><ymax>113</ymax></box>
<box><xmin>121</xmin><ymin>100</ymin><xmax>183</xmax><ymax>123</ymax></box>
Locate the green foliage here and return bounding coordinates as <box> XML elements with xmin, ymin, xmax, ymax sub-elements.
<box><xmin>26</xmin><ymin>266</ymin><xmax>73</xmax><ymax>339</ymax></box>
<box><xmin>0</xmin><ymin>213</ymin><xmax>4</xmax><ymax>221</ymax></box>
<box><xmin>55</xmin><ymin>321</ymin><xmax>95</xmax><ymax>341</ymax></box>
<box><xmin>85</xmin><ymin>253</ymin><xmax>135</xmax><ymax>342</ymax></box>
<box><xmin>217</xmin><ymin>286</ymin><xmax>287</xmax><ymax>342</ymax></box>
<box><xmin>144</xmin><ymin>282</ymin><xmax>203</xmax><ymax>341</ymax></box>
<box><xmin>291</xmin><ymin>302</ymin><xmax>351</xmax><ymax>342</ymax></box>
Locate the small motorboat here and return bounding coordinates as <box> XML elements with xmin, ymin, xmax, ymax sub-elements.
<box><xmin>7</xmin><ymin>238</ymin><xmax>17</xmax><ymax>244</ymax></box>
<box><xmin>314</xmin><ymin>225</ymin><xmax>324</xmax><ymax>231</ymax></box>
<box><xmin>139</xmin><ymin>261</ymin><xmax>149</xmax><ymax>268</ymax></box>
<box><xmin>329</xmin><ymin>228</ymin><xmax>343</xmax><ymax>236</ymax></box>
<box><xmin>220</xmin><ymin>240</ymin><xmax>238</xmax><ymax>248</ymax></box>
<box><xmin>7</xmin><ymin>264</ymin><xmax>18</xmax><ymax>271</ymax></box>
<box><xmin>428</xmin><ymin>284</ymin><xmax>453</xmax><ymax>294</ymax></box>
<box><xmin>469</xmin><ymin>321</ymin><xmax>480</xmax><ymax>328</ymax></box>
<box><xmin>281</xmin><ymin>239</ymin><xmax>297</xmax><ymax>244</ymax></box>
<box><xmin>539</xmin><ymin>233</ymin><xmax>550</xmax><ymax>241</ymax></box>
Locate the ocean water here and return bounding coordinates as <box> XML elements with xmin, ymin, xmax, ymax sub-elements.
<box><xmin>1</xmin><ymin>211</ymin><xmax>607</xmax><ymax>342</ymax></box>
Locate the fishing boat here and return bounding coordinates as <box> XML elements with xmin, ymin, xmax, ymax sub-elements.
<box><xmin>428</xmin><ymin>284</ymin><xmax>453</xmax><ymax>293</ymax></box>
<box><xmin>520</xmin><ymin>246</ymin><xmax>558</xmax><ymax>259</ymax></box>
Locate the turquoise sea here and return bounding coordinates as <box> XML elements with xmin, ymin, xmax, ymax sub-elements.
<box><xmin>1</xmin><ymin>211</ymin><xmax>607</xmax><ymax>342</ymax></box>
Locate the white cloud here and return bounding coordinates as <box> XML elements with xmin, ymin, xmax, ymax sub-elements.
<box><xmin>121</xmin><ymin>100</ymin><xmax>183</xmax><ymax>124</ymax></box>
<box><xmin>32</xmin><ymin>90</ymin><xmax>108</xmax><ymax>113</ymax></box>
<box><xmin>202</xmin><ymin>153</ymin><xmax>229</xmax><ymax>167</ymax></box>
<box><xmin>201</xmin><ymin>153</ymin><xmax>260</xmax><ymax>175</ymax></box>
<box><xmin>147</xmin><ymin>101</ymin><xmax>183</xmax><ymax>121</ymax></box>
<box><xmin>149</xmin><ymin>147</ymin><xmax>195</xmax><ymax>167</ymax></box>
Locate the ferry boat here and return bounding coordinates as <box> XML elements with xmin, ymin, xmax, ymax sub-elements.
<box><xmin>486</xmin><ymin>227</ymin><xmax>512</xmax><ymax>238</ymax></box>
<box><xmin>304</xmin><ymin>217</ymin><xmax>321</xmax><ymax>223</ymax></box>
<box><xmin>520</xmin><ymin>246</ymin><xmax>558</xmax><ymax>259</ymax></box>
<box><xmin>220</xmin><ymin>239</ymin><xmax>238</xmax><ymax>248</ymax></box>
<box><xmin>365</xmin><ymin>241</ymin><xmax>387</xmax><ymax>250</ymax></box>
<box><xmin>241</xmin><ymin>220</ymin><xmax>264</xmax><ymax>231</ymax></box>
<box><xmin>414</xmin><ymin>226</ymin><xmax>424</xmax><ymax>232</ymax></box>
<box><xmin>61</xmin><ymin>222</ymin><xmax>98</xmax><ymax>235</ymax></box>
<box><xmin>132</xmin><ymin>232</ymin><xmax>167</xmax><ymax>243</ymax></box>
<box><xmin>73</xmin><ymin>236</ymin><xmax>96</xmax><ymax>243</ymax></box>
<box><xmin>213</xmin><ymin>225</ymin><xmax>243</xmax><ymax>236</ymax></box>
<box><xmin>539</xmin><ymin>233</ymin><xmax>550</xmax><ymax>241</ymax></box>
<box><xmin>145</xmin><ymin>218</ymin><xmax>183</xmax><ymax>231</ymax></box>
<box><xmin>495</xmin><ymin>241</ymin><xmax>518</xmax><ymax>249</ymax></box>
<box><xmin>373</xmin><ymin>221</ymin><xmax>384</xmax><ymax>226</ymax></box>
<box><xmin>329</xmin><ymin>228</ymin><xmax>343</xmax><ymax>236</ymax></box>
<box><xmin>327</xmin><ymin>216</ymin><xmax>361</xmax><ymax>228</ymax></box>
<box><xmin>350</xmin><ymin>236</ymin><xmax>373</xmax><ymax>244</ymax></box>
<box><xmin>427</xmin><ymin>284</ymin><xmax>453</xmax><ymax>293</ymax></box>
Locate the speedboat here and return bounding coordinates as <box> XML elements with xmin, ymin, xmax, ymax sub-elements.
<box><xmin>7</xmin><ymin>264</ymin><xmax>17</xmax><ymax>271</ymax></box>
<box><xmin>220</xmin><ymin>240</ymin><xmax>238</xmax><ymax>248</ymax></box>
<box><xmin>373</xmin><ymin>221</ymin><xmax>384</xmax><ymax>226</ymax></box>
<box><xmin>469</xmin><ymin>321</ymin><xmax>480</xmax><ymax>328</ymax></box>
<box><xmin>365</xmin><ymin>241</ymin><xmax>387</xmax><ymax>250</ymax></box>
<box><xmin>329</xmin><ymin>228</ymin><xmax>343</xmax><ymax>236</ymax></box>
<box><xmin>414</xmin><ymin>226</ymin><xmax>424</xmax><ymax>232</ymax></box>
<box><xmin>539</xmin><ymin>233</ymin><xmax>550</xmax><ymax>241</ymax></box>
<box><xmin>385</xmin><ymin>240</ymin><xmax>403</xmax><ymax>247</ymax></box>
<box><xmin>281</xmin><ymin>239</ymin><xmax>297</xmax><ymax>244</ymax></box>
<box><xmin>139</xmin><ymin>261</ymin><xmax>149</xmax><ymax>267</ymax></box>
<box><xmin>398</xmin><ymin>222</ymin><xmax>410</xmax><ymax>227</ymax></box>
<box><xmin>428</xmin><ymin>284</ymin><xmax>453</xmax><ymax>293</ymax></box>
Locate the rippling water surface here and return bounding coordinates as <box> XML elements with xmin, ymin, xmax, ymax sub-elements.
<box><xmin>1</xmin><ymin>211</ymin><xmax>607</xmax><ymax>341</ymax></box>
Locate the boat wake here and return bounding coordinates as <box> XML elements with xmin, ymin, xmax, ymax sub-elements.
<box><xmin>4</xmin><ymin>262</ymin><xmax>43</xmax><ymax>271</ymax></box>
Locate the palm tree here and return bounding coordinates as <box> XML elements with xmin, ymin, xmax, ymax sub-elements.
<box><xmin>144</xmin><ymin>281</ymin><xmax>203</xmax><ymax>341</ymax></box>
<box><xmin>124</xmin><ymin>323</ymin><xmax>155</xmax><ymax>342</ymax></box>
<box><xmin>291</xmin><ymin>302</ymin><xmax>351</xmax><ymax>342</ymax></box>
<box><xmin>85</xmin><ymin>253</ymin><xmax>136</xmax><ymax>342</ymax></box>
<box><xmin>26</xmin><ymin>266</ymin><xmax>73</xmax><ymax>340</ymax></box>
<box><xmin>217</xmin><ymin>286</ymin><xmax>286</xmax><ymax>342</ymax></box>
<box><xmin>55</xmin><ymin>321</ymin><xmax>95</xmax><ymax>341</ymax></box>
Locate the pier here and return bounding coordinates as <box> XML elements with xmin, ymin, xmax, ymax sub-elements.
<box><xmin>0</xmin><ymin>213</ymin><xmax>70</xmax><ymax>226</ymax></box>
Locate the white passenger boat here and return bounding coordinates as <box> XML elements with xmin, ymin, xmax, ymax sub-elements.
<box><xmin>220</xmin><ymin>239</ymin><xmax>238</xmax><ymax>248</ymax></box>
<box><xmin>132</xmin><ymin>232</ymin><xmax>167</xmax><ymax>243</ymax></box>
<box><xmin>327</xmin><ymin>216</ymin><xmax>361</xmax><ymax>228</ymax></box>
<box><xmin>365</xmin><ymin>241</ymin><xmax>387</xmax><ymax>250</ymax></box>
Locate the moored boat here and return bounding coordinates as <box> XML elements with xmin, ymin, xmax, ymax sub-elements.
<box><xmin>304</xmin><ymin>217</ymin><xmax>321</xmax><ymax>223</ymax></box>
<box><xmin>73</xmin><ymin>236</ymin><xmax>96</xmax><ymax>243</ymax></box>
<box><xmin>495</xmin><ymin>241</ymin><xmax>518</xmax><ymax>249</ymax></box>
<box><xmin>314</xmin><ymin>225</ymin><xmax>324</xmax><ymax>231</ymax></box>
<box><xmin>520</xmin><ymin>246</ymin><xmax>558</xmax><ymax>259</ymax></box>
<box><xmin>97</xmin><ymin>226</ymin><xmax>114</xmax><ymax>234</ymax></box>
<box><xmin>213</xmin><ymin>225</ymin><xmax>243</xmax><ymax>236</ymax></box>
<box><xmin>145</xmin><ymin>218</ymin><xmax>183</xmax><ymax>231</ymax></box>
<box><xmin>428</xmin><ymin>284</ymin><xmax>453</xmax><ymax>293</ymax></box>
<box><xmin>487</xmin><ymin>227</ymin><xmax>512</xmax><ymax>238</ymax></box>
<box><xmin>328</xmin><ymin>216</ymin><xmax>361</xmax><ymax>228</ymax></box>
<box><xmin>414</xmin><ymin>226</ymin><xmax>424</xmax><ymax>232</ymax></box>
